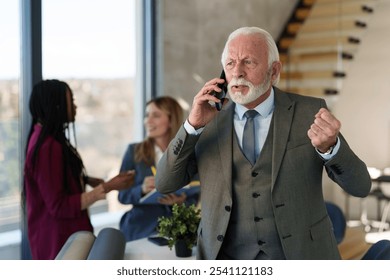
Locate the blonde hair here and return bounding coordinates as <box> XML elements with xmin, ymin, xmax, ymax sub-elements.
<box><xmin>135</xmin><ymin>96</ymin><xmax>183</xmax><ymax>165</ymax></box>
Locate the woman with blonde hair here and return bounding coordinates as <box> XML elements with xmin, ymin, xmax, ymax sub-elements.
<box><xmin>118</xmin><ymin>96</ymin><xmax>199</xmax><ymax>241</ymax></box>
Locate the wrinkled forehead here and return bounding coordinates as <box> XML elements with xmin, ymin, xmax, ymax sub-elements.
<box><xmin>227</xmin><ymin>34</ymin><xmax>267</xmax><ymax>60</ymax></box>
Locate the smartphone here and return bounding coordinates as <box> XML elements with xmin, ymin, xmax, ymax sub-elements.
<box><xmin>147</xmin><ymin>236</ymin><xmax>169</xmax><ymax>246</ymax></box>
<box><xmin>212</xmin><ymin>70</ymin><xmax>228</xmax><ymax>111</ymax></box>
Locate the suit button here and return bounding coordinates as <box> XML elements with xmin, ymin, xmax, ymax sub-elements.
<box><xmin>251</xmin><ymin>172</ymin><xmax>258</xmax><ymax>177</ymax></box>
<box><xmin>225</xmin><ymin>206</ymin><xmax>231</xmax><ymax>212</ymax></box>
<box><xmin>217</xmin><ymin>235</ymin><xmax>224</xmax><ymax>242</ymax></box>
<box><xmin>252</xmin><ymin>192</ymin><xmax>260</xmax><ymax>198</ymax></box>
<box><xmin>254</xmin><ymin>216</ymin><xmax>262</xmax><ymax>222</ymax></box>
<box><xmin>258</xmin><ymin>240</ymin><xmax>266</xmax><ymax>246</ymax></box>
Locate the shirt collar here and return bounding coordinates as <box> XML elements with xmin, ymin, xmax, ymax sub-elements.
<box><xmin>154</xmin><ymin>144</ymin><xmax>164</xmax><ymax>163</ymax></box>
<box><xmin>235</xmin><ymin>87</ymin><xmax>275</xmax><ymax>120</ymax></box>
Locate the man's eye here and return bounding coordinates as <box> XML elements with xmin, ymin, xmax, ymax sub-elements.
<box><xmin>226</xmin><ymin>61</ymin><xmax>235</xmax><ymax>69</ymax></box>
<box><xmin>245</xmin><ymin>60</ymin><xmax>257</xmax><ymax>68</ymax></box>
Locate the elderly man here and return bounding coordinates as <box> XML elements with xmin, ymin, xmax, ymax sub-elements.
<box><xmin>156</xmin><ymin>26</ymin><xmax>371</xmax><ymax>260</ymax></box>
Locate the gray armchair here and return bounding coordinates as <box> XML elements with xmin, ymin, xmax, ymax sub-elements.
<box><xmin>55</xmin><ymin>231</ymin><xmax>96</xmax><ymax>260</ymax></box>
<box><xmin>55</xmin><ymin>227</ymin><xmax>126</xmax><ymax>260</ymax></box>
<box><xmin>87</xmin><ymin>227</ymin><xmax>126</xmax><ymax>260</ymax></box>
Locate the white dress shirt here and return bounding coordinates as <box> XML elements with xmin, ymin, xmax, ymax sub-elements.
<box><xmin>234</xmin><ymin>89</ymin><xmax>275</xmax><ymax>158</ymax></box>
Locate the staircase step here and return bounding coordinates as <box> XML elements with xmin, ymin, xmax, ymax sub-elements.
<box><xmin>280</xmin><ymin>35</ymin><xmax>360</xmax><ymax>49</ymax></box>
<box><xmin>287</xmin><ymin>18</ymin><xmax>367</xmax><ymax>35</ymax></box>
<box><xmin>280</xmin><ymin>51</ymin><xmax>353</xmax><ymax>64</ymax></box>
<box><xmin>280</xmin><ymin>87</ymin><xmax>339</xmax><ymax>96</ymax></box>
<box><xmin>307</xmin><ymin>1</ymin><xmax>375</xmax><ymax>19</ymax></box>
<box><xmin>281</xmin><ymin>70</ymin><xmax>346</xmax><ymax>80</ymax></box>
<box><xmin>315</xmin><ymin>0</ymin><xmax>376</xmax><ymax>3</ymax></box>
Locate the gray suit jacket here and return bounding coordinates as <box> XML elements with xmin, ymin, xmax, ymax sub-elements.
<box><xmin>156</xmin><ymin>87</ymin><xmax>371</xmax><ymax>259</ymax></box>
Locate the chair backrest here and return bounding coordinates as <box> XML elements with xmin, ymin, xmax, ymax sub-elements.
<box><xmin>361</xmin><ymin>239</ymin><xmax>390</xmax><ymax>260</ymax></box>
<box><xmin>87</xmin><ymin>227</ymin><xmax>126</xmax><ymax>260</ymax></box>
<box><xmin>55</xmin><ymin>231</ymin><xmax>96</xmax><ymax>260</ymax></box>
<box><xmin>325</xmin><ymin>202</ymin><xmax>346</xmax><ymax>244</ymax></box>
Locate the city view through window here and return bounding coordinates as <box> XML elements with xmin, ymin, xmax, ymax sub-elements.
<box><xmin>0</xmin><ymin>0</ymin><xmax>137</xmax><ymax>248</ymax></box>
<box><xmin>0</xmin><ymin>0</ymin><xmax>22</xmax><ymax>234</ymax></box>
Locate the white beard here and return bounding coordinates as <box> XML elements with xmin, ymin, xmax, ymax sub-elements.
<box><xmin>228</xmin><ymin>70</ymin><xmax>272</xmax><ymax>105</ymax></box>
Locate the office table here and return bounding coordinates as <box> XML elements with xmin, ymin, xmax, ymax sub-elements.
<box><xmin>124</xmin><ymin>237</ymin><xmax>196</xmax><ymax>260</ymax></box>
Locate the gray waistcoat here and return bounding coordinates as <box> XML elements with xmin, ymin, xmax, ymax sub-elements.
<box><xmin>218</xmin><ymin>121</ymin><xmax>285</xmax><ymax>259</ymax></box>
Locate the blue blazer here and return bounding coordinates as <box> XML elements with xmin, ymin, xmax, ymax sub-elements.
<box><xmin>118</xmin><ymin>143</ymin><xmax>199</xmax><ymax>242</ymax></box>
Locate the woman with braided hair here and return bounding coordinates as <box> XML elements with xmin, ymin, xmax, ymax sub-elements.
<box><xmin>23</xmin><ymin>79</ymin><xmax>134</xmax><ymax>259</ymax></box>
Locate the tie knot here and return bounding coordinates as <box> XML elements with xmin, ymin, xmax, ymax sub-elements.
<box><xmin>245</xmin><ymin>110</ymin><xmax>258</xmax><ymax>119</ymax></box>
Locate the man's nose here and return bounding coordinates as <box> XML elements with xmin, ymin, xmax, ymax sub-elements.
<box><xmin>232</xmin><ymin>62</ymin><xmax>245</xmax><ymax>78</ymax></box>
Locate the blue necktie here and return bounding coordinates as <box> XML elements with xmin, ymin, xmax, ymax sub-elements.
<box><xmin>242</xmin><ymin>110</ymin><xmax>258</xmax><ymax>165</ymax></box>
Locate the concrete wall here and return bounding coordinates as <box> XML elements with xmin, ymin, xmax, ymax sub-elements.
<box><xmin>159</xmin><ymin>0</ymin><xmax>298</xmax><ymax>112</ymax></box>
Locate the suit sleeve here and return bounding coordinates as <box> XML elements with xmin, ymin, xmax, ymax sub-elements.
<box><xmin>324</xmin><ymin>133</ymin><xmax>371</xmax><ymax>197</ymax></box>
<box><xmin>155</xmin><ymin>125</ymin><xmax>199</xmax><ymax>194</ymax></box>
<box><xmin>317</xmin><ymin>99</ymin><xmax>371</xmax><ymax>197</ymax></box>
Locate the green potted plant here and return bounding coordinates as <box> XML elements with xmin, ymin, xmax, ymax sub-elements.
<box><xmin>157</xmin><ymin>203</ymin><xmax>201</xmax><ymax>257</ymax></box>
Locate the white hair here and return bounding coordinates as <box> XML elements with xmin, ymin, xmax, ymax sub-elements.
<box><xmin>221</xmin><ymin>27</ymin><xmax>280</xmax><ymax>85</ymax></box>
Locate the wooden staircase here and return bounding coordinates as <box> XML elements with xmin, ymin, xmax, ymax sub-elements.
<box><xmin>277</xmin><ymin>0</ymin><xmax>376</xmax><ymax>97</ymax></box>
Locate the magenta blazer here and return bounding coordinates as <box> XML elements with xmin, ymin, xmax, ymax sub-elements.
<box><xmin>24</xmin><ymin>124</ymin><xmax>93</xmax><ymax>259</ymax></box>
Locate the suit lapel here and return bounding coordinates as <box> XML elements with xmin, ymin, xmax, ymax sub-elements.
<box><xmin>271</xmin><ymin>88</ymin><xmax>295</xmax><ymax>191</ymax></box>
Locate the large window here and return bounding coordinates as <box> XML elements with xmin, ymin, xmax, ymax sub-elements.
<box><xmin>0</xmin><ymin>0</ymin><xmax>139</xmax><ymax>259</ymax></box>
<box><xmin>42</xmin><ymin>0</ymin><xmax>137</xmax><ymax>214</ymax></box>
<box><xmin>0</xmin><ymin>0</ymin><xmax>20</xmax><ymax>234</ymax></box>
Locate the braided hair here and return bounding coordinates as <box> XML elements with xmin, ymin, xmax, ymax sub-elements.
<box><xmin>25</xmin><ymin>79</ymin><xmax>86</xmax><ymax>194</ymax></box>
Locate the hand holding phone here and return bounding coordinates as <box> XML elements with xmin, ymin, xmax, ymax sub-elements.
<box><xmin>212</xmin><ymin>70</ymin><xmax>227</xmax><ymax>111</ymax></box>
<box><xmin>188</xmin><ymin>70</ymin><xmax>228</xmax><ymax>129</ymax></box>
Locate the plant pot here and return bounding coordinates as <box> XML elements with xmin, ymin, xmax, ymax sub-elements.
<box><xmin>174</xmin><ymin>239</ymin><xmax>192</xmax><ymax>257</ymax></box>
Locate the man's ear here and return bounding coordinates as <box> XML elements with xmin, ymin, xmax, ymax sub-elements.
<box><xmin>271</xmin><ymin>61</ymin><xmax>282</xmax><ymax>79</ymax></box>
